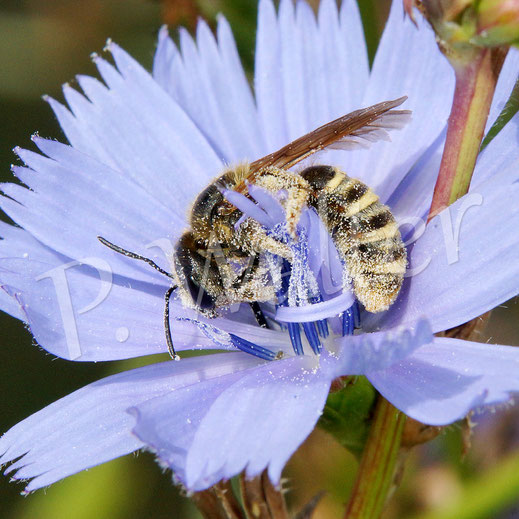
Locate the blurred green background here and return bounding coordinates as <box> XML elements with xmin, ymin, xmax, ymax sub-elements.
<box><xmin>1</xmin><ymin>1</ymin><xmax>519</xmax><ymax>518</ymax></box>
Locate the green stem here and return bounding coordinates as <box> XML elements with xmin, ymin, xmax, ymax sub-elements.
<box><xmin>343</xmin><ymin>396</ymin><xmax>406</xmax><ymax>519</ymax></box>
<box><xmin>428</xmin><ymin>47</ymin><xmax>506</xmax><ymax>220</ymax></box>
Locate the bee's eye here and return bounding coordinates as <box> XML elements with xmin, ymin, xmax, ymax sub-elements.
<box><xmin>192</xmin><ymin>184</ymin><xmax>225</xmax><ymax>224</ymax></box>
<box><xmin>186</xmin><ymin>277</ymin><xmax>215</xmax><ymax>310</ymax></box>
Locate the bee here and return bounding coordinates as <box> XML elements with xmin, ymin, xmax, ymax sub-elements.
<box><xmin>99</xmin><ymin>97</ymin><xmax>411</xmax><ymax>357</ymax></box>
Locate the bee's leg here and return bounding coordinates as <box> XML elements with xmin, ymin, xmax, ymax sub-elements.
<box><xmin>234</xmin><ymin>253</ymin><xmax>261</xmax><ymax>285</ymax></box>
<box><xmin>205</xmin><ymin>239</ymin><xmax>236</xmax><ymax>291</ymax></box>
<box><xmin>238</xmin><ymin>219</ymin><xmax>293</xmax><ymax>259</ymax></box>
<box><xmin>250</xmin><ymin>301</ymin><xmax>269</xmax><ymax>328</ymax></box>
<box><xmin>236</xmin><ymin>255</ymin><xmax>273</xmax><ymax>306</ymax></box>
<box><xmin>197</xmin><ymin>241</ymin><xmax>274</xmax><ymax>307</ymax></box>
<box><xmin>253</xmin><ymin>168</ymin><xmax>310</xmax><ymax>236</ymax></box>
<box><xmin>231</xmin><ymin>272</ymin><xmax>277</xmax><ymax>303</ymax></box>
<box><xmin>243</xmin><ymin>258</ymin><xmax>271</xmax><ymax>327</ymax></box>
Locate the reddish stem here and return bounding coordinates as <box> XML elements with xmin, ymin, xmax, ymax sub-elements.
<box><xmin>428</xmin><ymin>48</ymin><xmax>506</xmax><ymax>220</ymax></box>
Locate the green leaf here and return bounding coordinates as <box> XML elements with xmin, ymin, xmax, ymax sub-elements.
<box><xmin>317</xmin><ymin>376</ymin><xmax>377</xmax><ymax>458</ymax></box>
<box><xmin>481</xmin><ymin>74</ymin><xmax>519</xmax><ymax>151</ymax></box>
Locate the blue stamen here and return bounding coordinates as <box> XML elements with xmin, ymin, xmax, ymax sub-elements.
<box><xmin>317</xmin><ymin>321</ymin><xmax>329</xmax><ymax>339</ymax></box>
<box><xmin>287</xmin><ymin>322</ymin><xmax>304</xmax><ymax>355</ymax></box>
<box><xmin>353</xmin><ymin>302</ymin><xmax>361</xmax><ymax>328</ymax></box>
<box><xmin>342</xmin><ymin>306</ymin><xmax>355</xmax><ymax>336</ymax></box>
<box><xmin>281</xmin><ymin>259</ymin><xmax>291</xmax><ymax>293</ymax></box>
<box><xmin>310</xmin><ymin>296</ymin><xmax>329</xmax><ymax>339</ymax></box>
<box><xmin>276</xmin><ymin>259</ymin><xmax>304</xmax><ymax>355</ymax></box>
<box><xmin>302</xmin><ymin>322</ymin><xmax>321</xmax><ymax>354</ymax></box>
<box><xmin>229</xmin><ymin>334</ymin><xmax>277</xmax><ymax>361</ymax></box>
<box><xmin>277</xmin><ymin>250</ymin><xmax>328</xmax><ymax>356</ymax></box>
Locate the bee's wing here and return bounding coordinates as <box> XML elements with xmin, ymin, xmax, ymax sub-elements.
<box><xmin>249</xmin><ymin>96</ymin><xmax>411</xmax><ymax>173</ymax></box>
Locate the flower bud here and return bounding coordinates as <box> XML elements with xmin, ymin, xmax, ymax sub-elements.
<box><xmin>404</xmin><ymin>0</ymin><xmax>517</xmax><ymax>64</ymax></box>
<box><xmin>422</xmin><ymin>0</ymin><xmax>473</xmax><ymax>22</ymax></box>
<box><xmin>475</xmin><ymin>0</ymin><xmax>519</xmax><ymax>46</ymax></box>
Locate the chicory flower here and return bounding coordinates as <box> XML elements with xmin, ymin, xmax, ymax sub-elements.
<box><xmin>1</xmin><ymin>0</ymin><xmax>519</xmax><ymax>494</ymax></box>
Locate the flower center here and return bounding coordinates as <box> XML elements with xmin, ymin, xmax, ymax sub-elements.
<box><xmin>198</xmin><ymin>187</ymin><xmax>362</xmax><ymax>361</ymax></box>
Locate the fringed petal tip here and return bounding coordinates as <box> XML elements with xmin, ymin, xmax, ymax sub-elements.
<box><xmin>103</xmin><ymin>38</ymin><xmax>114</xmax><ymax>53</ymax></box>
<box><xmin>0</xmin><ymin>354</ymin><xmax>265</xmax><ymax>493</ymax></box>
<box><xmin>158</xmin><ymin>24</ymin><xmax>169</xmax><ymax>41</ymax></box>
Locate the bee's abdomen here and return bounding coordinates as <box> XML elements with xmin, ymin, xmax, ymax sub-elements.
<box><xmin>300</xmin><ymin>165</ymin><xmax>406</xmax><ymax>312</ymax></box>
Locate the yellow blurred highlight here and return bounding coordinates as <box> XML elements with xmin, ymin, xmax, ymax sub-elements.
<box><xmin>10</xmin><ymin>456</ymin><xmax>151</xmax><ymax>519</ymax></box>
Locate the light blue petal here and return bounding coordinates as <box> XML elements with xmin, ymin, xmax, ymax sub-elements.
<box><xmin>96</xmin><ymin>44</ymin><xmax>223</xmax><ymax>209</ymax></box>
<box><xmin>323</xmin><ymin>318</ymin><xmax>433</xmax><ymax>376</ymax></box>
<box><xmin>278</xmin><ymin>0</ymin><xmax>305</xmax><ymax>140</ymax></box>
<box><xmin>337</xmin><ymin>0</ymin><xmax>369</xmax><ymax>107</ymax></box>
<box><xmin>0</xmin><ymin>288</ymin><xmax>24</xmax><ymax>321</ymax></box>
<box><xmin>387</xmin><ymin>128</ymin><xmax>445</xmax><ymax>226</ymax></box>
<box><xmin>365</xmin><ymin>161</ymin><xmax>519</xmax><ymax>332</ymax></box>
<box><xmin>153</xmin><ymin>21</ymin><xmax>265</xmax><ymax>162</ymax></box>
<box><xmin>0</xmin><ymin>223</ymin><xmax>289</xmax><ymax>360</ymax></box>
<box><xmin>0</xmin><ymin>255</ymin><xmax>168</xmax><ymax>361</ymax></box>
<box><xmin>295</xmin><ymin>1</ymin><xmax>330</xmax><ymax>129</ymax></box>
<box><xmin>152</xmin><ymin>25</ymin><xmax>177</xmax><ymax>89</ymax></box>
<box><xmin>130</xmin><ymin>366</ymin><xmax>255</xmax><ymax>489</ymax></box>
<box><xmin>338</xmin><ymin>0</ymin><xmax>453</xmax><ymax>202</ymax></box>
<box><xmin>390</xmin><ymin>51</ymin><xmax>519</xmax><ymax>225</ymax></box>
<box><xmin>255</xmin><ymin>0</ymin><xmax>288</xmax><ymax>150</ymax></box>
<box><xmin>389</xmin><ymin>110</ymin><xmax>519</xmax><ymax>230</ymax></box>
<box><xmin>369</xmin><ymin>337</ymin><xmax>519</xmax><ymax>425</ymax></box>
<box><xmin>44</xmin><ymin>95</ymin><xmax>108</xmax><ymax>165</ymax></box>
<box><xmin>73</xmin><ymin>72</ymin><xmax>204</xmax><ymax>217</ymax></box>
<box><xmin>131</xmin><ymin>355</ymin><xmax>329</xmax><ymax>491</ymax></box>
<box><xmin>47</xmin><ymin>43</ymin><xmax>222</xmax><ymax>213</ymax></box>
<box><xmin>2</xmin><ymin>139</ymin><xmax>179</xmax><ymax>284</ymax></box>
<box><xmin>0</xmin><ymin>353</ymin><xmax>259</xmax><ymax>492</ymax></box>
<box><xmin>316</xmin><ymin>0</ymin><xmax>368</xmax><ymax>120</ymax></box>
<box><xmin>255</xmin><ymin>0</ymin><xmax>368</xmax><ymax>151</ymax></box>
<box><xmin>473</xmin><ymin>112</ymin><xmax>519</xmax><ymax>188</ymax></box>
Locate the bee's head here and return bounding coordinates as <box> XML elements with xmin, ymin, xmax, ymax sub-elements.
<box><xmin>174</xmin><ymin>232</ymin><xmax>220</xmax><ymax>313</ymax></box>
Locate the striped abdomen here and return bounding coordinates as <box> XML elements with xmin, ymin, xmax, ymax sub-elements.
<box><xmin>300</xmin><ymin>165</ymin><xmax>406</xmax><ymax>312</ymax></box>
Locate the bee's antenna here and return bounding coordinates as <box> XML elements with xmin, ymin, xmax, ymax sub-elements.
<box><xmin>97</xmin><ymin>235</ymin><xmax>175</xmax><ymax>280</ymax></box>
<box><xmin>97</xmin><ymin>235</ymin><xmax>179</xmax><ymax>360</ymax></box>
<box><xmin>164</xmin><ymin>286</ymin><xmax>178</xmax><ymax>359</ymax></box>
